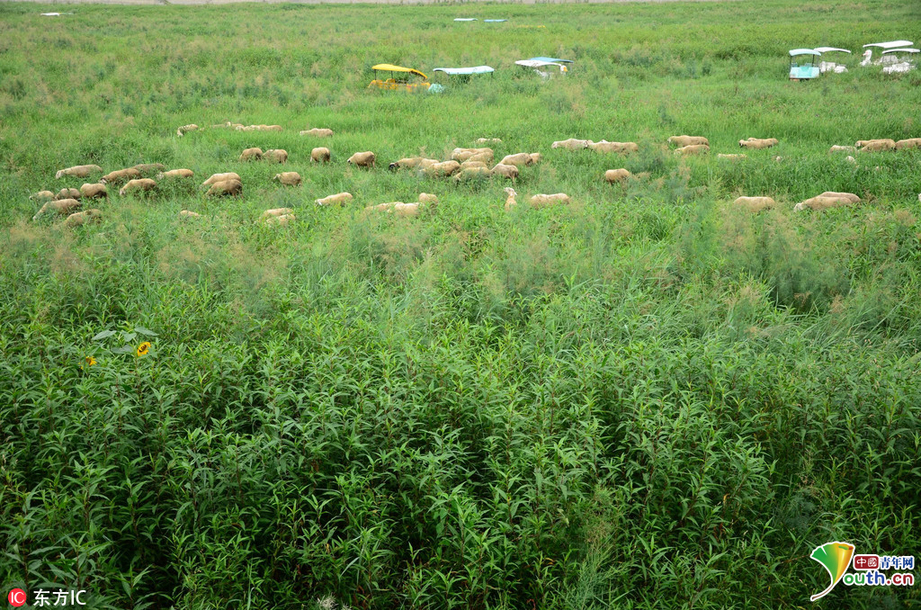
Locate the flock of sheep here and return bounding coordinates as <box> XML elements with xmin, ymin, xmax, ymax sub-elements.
<box><xmin>29</xmin><ymin>125</ymin><xmax>921</xmax><ymax>228</ymax></box>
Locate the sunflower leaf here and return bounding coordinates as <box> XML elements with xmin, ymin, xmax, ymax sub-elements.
<box><xmin>111</xmin><ymin>345</ymin><xmax>134</xmax><ymax>354</ymax></box>
<box><xmin>134</xmin><ymin>327</ymin><xmax>159</xmax><ymax>337</ymax></box>
<box><xmin>92</xmin><ymin>330</ymin><xmax>117</xmax><ymax>341</ymax></box>
<box><xmin>122</xmin><ymin>332</ymin><xmax>137</xmax><ymax>342</ymax></box>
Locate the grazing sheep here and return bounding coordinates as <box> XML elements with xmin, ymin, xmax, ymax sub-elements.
<box><xmin>206</xmin><ymin>179</ymin><xmax>243</xmax><ymax>197</ymax></box>
<box><xmin>418</xmin><ymin>193</ymin><xmax>438</xmax><ymax>204</ymax></box>
<box><xmin>422</xmin><ymin>160</ymin><xmax>461</xmax><ymax>178</ymax></box>
<box><xmin>263</xmin><ymin>149</ymin><xmax>288</xmax><ymax>164</ymax></box>
<box><xmin>119</xmin><ymin>178</ymin><xmax>157</xmax><ymax>197</ymax></box>
<box><xmin>347</xmin><ymin>151</ymin><xmax>376</xmax><ymax>168</ymax></box>
<box><xmin>668</xmin><ymin>135</ymin><xmax>709</xmax><ymax>147</ymax></box>
<box><xmin>739</xmin><ymin>138</ymin><xmax>779</xmax><ymax>149</ymax></box>
<box><xmin>80</xmin><ymin>183</ymin><xmax>107</xmax><ymax>199</ymax></box>
<box><xmin>56</xmin><ymin>188</ymin><xmax>82</xmax><ymax>200</ymax></box>
<box><xmin>794</xmin><ymin>193</ymin><xmax>859</xmax><ymax>211</ymax></box>
<box><xmin>315</xmin><ymin>192</ymin><xmax>353</xmax><ymax>206</ymax></box>
<box><xmin>202</xmin><ymin>172</ymin><xmax>241</xmax><ymax>186</ymax></box>
<box><xmin>466</xmin><ymin>151</ymin><xmax>494</xmax><ymax>164</ymax></box>
<box><xmin>451</xmin><ymin>147</ymin><xmax>493</xmax><ymax>162</ymax></box>
<box><xmin>846</xmin><ymin>155</ymin><xmax>857</xmax><ymax>165</ymax></box>
<box><xmin>260</xmin><ymin>207</ymin><xmax>294</xmax><ymax>220</ymax></box>
<box><xmin>505</xmin><ymin>187</ymin><xmax>571</xmax><ymax>209</ymax></box>
<box><xmin>499</xmin><ymin>152</ymin><xmax>541</xmax><ymax>167</ymax></box>
<box><xmin>365</xmin><ymin>202</ymin><xmax>423</xmax><ymax>218</ymax></box>
<box><xmin>213</xmin><ymin>122</ymin><xmax>244</xmax><ymax>129</ymax></box>
<box><xmin>178</xmin><ymin>210</ymin><xmax>201</xmax><ymax>219</ymax></box>
<box><xmin>390</xmin><ymin>157</ymin><xmax>439</xmax><ymax>171</ymax></box>
<box><xmin>157</xmin><ymin>169</ymin><xmax>194</xmax><ymax>179</ymax></box>
<box><xmin>237</xmin><ymin>124</ymin><xmax>282</xmax><ymax>132</ymax></box>
<box><xmin>460</xmin><ymin>160</ymin><xmax>489</xmax><ymax>170</ymax></box>
<box><xmin>239</xmin><ymin>147</ymin><xmax>263</xmax><ymax>162</ymax></box>
<box><xmin>133</xmin><ymin>163</ymin><xmax>166</xmax><ymax>175</ymax></box>
<box><xmin>311</xmin><ymin>147</ymin><xmax>331</xmax><ymax>163</ymax></box>
<box><xmin>490</xmin><ymin>163</ymin><xmax>519</xmax><ymax>180</ymax></box>
<box><xmin>263</xmin><ymin>213</ymin><xmax>295</xmax><ymax>226</ymax></box>
<box><xmin>589</xmin><ymin>141</ymin><xmax>639</xmax><ymax>154</ymax></box>
<box><xmin>504</xmin><ymin>187</ymin><xmax>519</xmax><ymax>211</ymax></box>
<box><xmin>300</xmin><ymin>128</ymin><xmax>334</xmax><ymax>137</ymax></box>
<box><xmin>829</xmin><ymin>145</ymin><xmax>857</xmax><ymax>153</ymax></box>
<box><xmin>476</xmin><ymin>138</ymin><xmax>502</xmax><ymax>144</ymax></box>
<box><xmin>273</xmin><ymin>172</ymin><xmax>302</xmax><ymax>186</ymax></box>
<box><xmin>63</xmin><ymin>208</ymin><xmax>102</xmax><ymax>228</ymax></box>
<box><xmin>55</xmin><ymin>165</ymin><xmax>103</xmax><ymax>180</ymax></box>
<box><xmin>675</xmin><ymin>144</ymin><xmax>710</xmax><ymax>156</ymax></box>
<box><xmin>604</xmin><ymin>168</ymin><xmax>631</xmax><ymax>183</ymax></box>
<box><xmin>101</xmin><ymin>168</ymin><xmax>141</xmax><ymax>185</ymax></box>
<box><xmin>30</xmin><ymin>190</ymin><xmax>55</xmax><ymax>202</ymax></box>
<box><xmin>856</xmin><ymin>139</ymin><xmax>896</xmax><ymax>152</ymax></box>
<box><xmin>717</xmin><ymin>153</ymin><xmax>747</xmax><ymax>160</ymax></box>
<box><xmin>176</xmin><ymin>124</ymin><xmax>199</xmax><ymax>137</ymax></box>
<box><xmin>33</xmin><ymin>198</ymin><xmax>81</xmax><ymax>221</ymax></box>
<box><xmin>817</xmin><ymin>191</ymin><xmax>860</xmax><ymax>203</ymax></box>
<box><xmin>454</xmin><ymin>166</ymin><xmax>492</xmax><ymax>182</ymax></box>
<box><xmin>551</xmin><ymin>138</ymin><xmax>592</xmax><ymax>150</ymax></box>
<box><xmin>895</xmin><ymin>138</ymin><xmax>921</xmax><ymax>150</ymax></box>
<box><xmin>733</xmin><ymin>196</ymin><xmax>776</xmax><ymax>212</ymax></box>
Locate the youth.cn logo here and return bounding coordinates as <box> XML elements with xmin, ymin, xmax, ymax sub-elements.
<box><xmin>810</xmin><ymin>542</ymin><xmax>915</xmax><ymax>601</ymax></box>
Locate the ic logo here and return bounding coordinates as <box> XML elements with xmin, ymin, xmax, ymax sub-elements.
<box><xmin>8</xmin><ymin>589</ymin><xmax>27</xmax><ymax>607</ymax></box>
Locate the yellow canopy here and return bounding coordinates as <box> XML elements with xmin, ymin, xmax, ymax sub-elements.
<box><xmin>372</xmin><ymin>64</ymin><xmax>428</xmax><ymax>79</ymax></box>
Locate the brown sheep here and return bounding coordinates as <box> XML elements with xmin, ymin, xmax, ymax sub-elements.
<box><xmin>178</xmin><ymin>210</ymin><xmax>202</xmax><ymax>219</ymax></box>
<box><xmin>551</xmin><ymin>138</ymin><xmax>592</xmax><ymax>150</ymax></box>
<box><xmin>33</xmin><ymin>198</ymin><xmax>82</xmax><ymax>221</ymax></box>
<box><xmin>239</xmin><ymin>147</ymin><xmax>263</xmax><ymax>162</ymax></box>
<box><xmin>818</xmin><ymin>191</ymin><xmax>860</xmax><ymax>203</ymax></box>
<box><xmin>668</xmin><ymin>135</ymin><xmax>709</xmax><ymax>147</ymax></box>
<box><xmin>895</xmin><ymin>138</ymin><xmax>921</xmax><ymax>150</ymax></box>
<box><xmin>133</xmin><ymin>163</ymin><xmax>166</xmax><ymax>175</ymax></box>
<box><xmin>454</xmin><ymin>166</ymin><xmax>492</xmax><ymax>182</ymax></box>
<box><xmin>101</xmin><ymin>168</ymin><xmax>142</xmax><ymax>185</ymax></box>
<box><xmin>499</xmin><ymin>152</ymin><xmax>541</xmax><ymax>167</ymax></box>
<box><xmin>739</xmin><ymin>138</ymin><xmax>778</xmax><ymax>149</ymax></box>
<box><xmin>119</xmin><ymin>178</ymin><xmax>157</xmax><ymax>197</ymax></box>
<box><xmin>56</xmin><ymin>187</ymin><xmax>82</xmax><ymax>200</ymax></box>
<box><xmin>300</xmin><ymin>128</ymin><xmax>334</xmax><ymax>137</ymax></box>
<box><xmin>263</xmin><ymin>214</ymin><xmax>295</xmax><ymax>226</ymax></box>
<box><xmin>460</xmin><ymin>160</ymin><xmax>489</xmax><ymax>170</ymax></box>
<box><xmin>604</xmin><ymin>169</ymin><xmax>631</xmax><ymax>183</ymax></box>
<box><xmin>264</xmin><ymin>149</ymin><xmax>288</xmax><ymax>164</ymax></box>
<box><xmin>206</xmin><ymin>179</ymin><xmax>243</xmax><ymax>197</ymax></box>
<box><xmin>157</xmin><ymin>169</ymin><xmax>194</xmax><ymax>179</ymax></box>
<box><xmin>202</xmin><ymin>172</ymin><xmax>241</xmax><ymax>186</ymax></box>
<box><xmin>418</xmin><ymin>193</ymin><xmax>438</xmax><ymax>204</ymax></box>
<box><xmin>311</xmin><ymin>147</ymin><xmax>331</xmax><ymax>163</ymax></box>
<box><xmin>856</xmin><ymin>139</ymin><xmax>896</xmax><ymax>152</ymax></box>
<box><xmin>490</xmin><ymin>163</ymin><xmax>520</xmax><ymax>180</ymax></box>
<box><xmin>176</xmin><ymin>124</ymin><xmax>199</xmax><ymax>137</ymax></box>
<box><xmin>31</xmin><ymin>190</ymin><xmax>56</xmax><ymax>202</ymax></box>
<box><xmin>64</xmin><ymin>209</ymin><xmax>102</xmax><ymax>228</ymax></box>
<box><xmin>389</xmin><ymin>157</ymin><xmax>438</xmax><ymax>171</ymax></box>
<box><xmin>347</xmin><ymin>151</ymin><xmax>376</xmax><ymax>168</ymax></box>
<box><xmin>733</xmin><ymin>196</ymin><xmax>776</xmax><ymax>212</ymax></box>
<box><xmin>55</xmin><ymin>164</ymin><xmax>103</xmax><ymax>179</ymax></box>
<box><xmin>466</xmin><ymin>151</ymin><xmax>494</xmax><ymax>164</ymax></box>
<box><xmin>273</xmin><ymin>172</ymin><xmax>302</xmax><ymax>186</ymax></box>
<box><xmin>80</xmin><ymin>183</ymin><xmax>108</xmax><ymax>199</ymax></box>
<box><xmin>315</xmin><ymin>192</ymin><xmax>353</xmax><ymax>206</ymax></box>
<box><xmin>590</xmin><ymin>141</ymin><xmax>639</xmax><ymax>154</ymax></box>
<box><xmin>675</xmin><ymin>144</ymin><xmax>710</xmax><ymax>156</ymax></box>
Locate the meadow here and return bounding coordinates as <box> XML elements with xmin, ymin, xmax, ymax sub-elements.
<box><xmin>1</xmin><ymin>0</ymin><xmax>921</xmax><ymax>607</ymax></box>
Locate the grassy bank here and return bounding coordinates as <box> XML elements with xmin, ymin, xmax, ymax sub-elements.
<box><xmin>1</xmin><ymin>0</ymin><xmax>920</xmax><ymax>608</ymax></box>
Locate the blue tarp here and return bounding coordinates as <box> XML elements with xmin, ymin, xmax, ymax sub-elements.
<box><xmin>433</xmin><ymin>66</ymin><xmax>495</xmax><ymax>75</ymax></box>
<box><xmin>529</xmin><ymin>56</ymin><xmax>573</xmax><ymax>63</ymax></box>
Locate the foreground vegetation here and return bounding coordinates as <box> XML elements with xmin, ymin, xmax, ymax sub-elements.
<box><xmin>1</xmin><ymin>0</ymin><xmax>920</xmax><ymax>607</ymax></box>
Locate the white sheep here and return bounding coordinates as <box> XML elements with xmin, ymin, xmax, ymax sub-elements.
<box><xmin>604</xmin><ymin>169</ymin><xmax>631</xmax><ymax>183</ymax></box>
<box><xmin>498</xmin><ymin>153</ymin><xmax>541</xmax><ymax>167</ymax></box>
<box><xmin>33</xmin><ymin>198</ymin><xmax>81</xmax><ymax>221</ymax></box>
<box><xmin>739</xmin><ymin>138</ymin><xmax>778</xmax><ymax>149</ymax></box>
<box><xmin>491</xmin><ymin>163</ymin><xmax>519</xmax><ymax>180</ymax></box>
<box><xmin>206</xmin><ymin>179</ymin><xmax>243</xmax><ymax>197</ymax></box>
<box><xmin>503</xmin><ymin>187</ymin><xmax>570</xmax><ymax>209</ymax></box>
<box><xmin>311</xmin><ymin>147</ymin><xmax>331</xmax><ymax>163</ymax></box>
<box><xmin>675</xmin><ymin>144</ymin><xmax>710</xmax><ymax>156</ymax></box>
<box><xmin>30</xmin><ymin>190</ymin><xmax>55</xmax><ymax>202</ymax></box>
<box><xmin>239</xmin><ymin>147</ymin><xmax>263</xmax><ymax>162</ymax></box>
<box><xmin>263</xmin><ymin>149</ymin><xmax>288</xmax><ymax>164</ymax></box>
<box><xmin>829</xmin><ymin>145</ymin><xmax>857</xmax><ymax>153</ymax></box>
<box><xmin>300</xmin><ymin>128</ymin><xmax>334</xmax><ymax>137</ymax></box>
<box><xmin>589</xmin><ymin>141</ymin><xmax>639</xmax><ymax>154</ymax></box>
<box><xmin>157</xmin><ymin>169</ymin><xmax>194</xmax><ymax>179</ymax></box>
<box><xmin>80</xmin><ymin>183</ymin><xmax>107</xmax><ymax>199</ymax></box>
<box><xmin>119</xmin><ymin>178</ymin><xmax>157</xmax><ymax>197</ymax></box>
<box><xmin>178</xmin><ymin>210</ymin><xmax>202</xmax><ymax>219</ymax></box>
<box><xmin>63</xmin><ymin>209</ymin><xmax>102</xmax><ymax>228</ymax></box>
<box><xmin>733</xmin><ymin>196</ymin><xmax>776</xmax><ymax>212</ymax></box>
<box><xmin>717</xmin><ymin>153</ymin><xmax>747</xmax><ymax>160</ymax></box>
<box><xmin>347</xmin><ymin>151</ymin><xmax>375</xmax><ymax>168</ymax></box>
<box><xmin>668</xmin><ymin>135</ymin><xmax>709</xmax><ymax>147</ymax></box>
<box><xmin>101</xmin><ymin>168</ymin><xmax>141</xmax><ymax>184</ymax></box>
<box><xmin>273</xmin><ymin>172</ymin><xmax>302</xmax><ymax>186</ymax></box>
<box><xmin>56</xmin><ymin>187</ymin><xmax>82</xmax><ymax>200</ymax></box>
<box><xmin>551</xmin><ymin>138</ymin><xmax>592</xmax><ymax>150</ymax></box>
<box><xmin>895</xmin><ymin>138</ymin><xmax>921</xmax><ymax>150</ymax></box>
<box><xmin>202</xmin><ymin>172</ymin><xmax>241</xmax><ymax>186</ymax></box>
<box><xmin>176</xmin><ymin>124</ymin><xmax>199</xmax><ymax>137</ymax></box>
<box><xmin>856</xmin><ymin>139</ymin><xmax>896</xmax><ymax>152</ymax></box>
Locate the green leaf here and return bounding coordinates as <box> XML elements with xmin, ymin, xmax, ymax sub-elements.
<box><xmin>134</xmin><ymin>326</ymin><xmax>159</xmax><ymax>337</ymax></box>
<box><xmin>122</xmin><ymin>332</ymin><xmax>137</xmax><ymax>342</ymax></box>
<box><xmin>92</xmin><ymin>330</ymin><xmax>117</xmax><ymax>341</ymax></box>
<box><xmin>111</xmin><ymin>345</ymin><xmax>134</xmax><ymax>354</ymax></box>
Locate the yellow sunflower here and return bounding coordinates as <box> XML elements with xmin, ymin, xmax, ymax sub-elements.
<box><xmin>136</xmin><ymin>342</ymin><xmax>151</xmax><ymax>357</ymax></box>
<box><xmin>81</xmin><ymin>356</ymin><xmax>97</xmax><ymax>369</ymax></box>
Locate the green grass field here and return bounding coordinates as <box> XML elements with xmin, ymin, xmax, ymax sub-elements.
<box><xmin>1</xmin><ymin>0</ymin><xmax>921</xmax><ymax>607</ymax></box>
